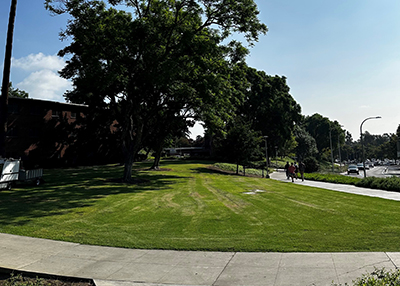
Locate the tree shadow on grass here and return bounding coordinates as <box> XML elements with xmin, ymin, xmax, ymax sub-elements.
<box><xmin>0</xmin><ymin>164</ymin><xmax>186</xmax><ymax>227</ymax></box>
<box><xmin>156</xmin><ymin>159</ymin><xmax>216</xmax><ymax>166</ymax></box>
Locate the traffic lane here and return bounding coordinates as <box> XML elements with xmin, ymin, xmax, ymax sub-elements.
<box><xmin>343</xmin><ymin>166</ymin><xmax>386</xmax><ymax>178</ymax></box>
<box><xmin>384</xmin><ymin>165</ymin><xmax>400</xmax><ymax>177</ymax></box>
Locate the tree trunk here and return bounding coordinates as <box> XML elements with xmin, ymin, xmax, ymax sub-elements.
<box><xmin>0</xmin><ymin>0</ymin><xmax>17</xmax><ymax>158</ymax></box>
<box><xmin>122</xmin><ymin>142</ymin><xmax>135</xmax><ymax>182</ymax></box>
<box><xmin>151</xmin><ymin>151</ymin><xmax>161</xmax><ymax>170</ymax></box>
<box><xmin>150</xmin><ymin>140</ymin><xmax>165</xmax><ymax>170</ymax></box>
<box><xmin>122</xmin><ymin>120</ymin><xmax>143</xmax><ymax>182</ymax></box>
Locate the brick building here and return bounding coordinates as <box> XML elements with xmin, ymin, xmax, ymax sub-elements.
<box><xmin>5</xmin><ymin>97</ymin><xmax>91</xmax><ymax>167</ymax></box>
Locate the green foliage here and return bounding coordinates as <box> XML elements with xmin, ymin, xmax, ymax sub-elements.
<box><xmin>52</xmin><ymin>0</ymin><xmax>267</xmax><ymax>181</ymax></box>
<box><xmin>333</xmin><ymin>268</ymin><xmax>400</xmax><ymax>286</ymax></box>
<box><xmin>355</xmin><ymin>176</ymin><xmax>400</xmax><ymax>192</ymax></box>
<box><xmin>303</xmin><ymin>156</ymin><xmax>319</xmax><ymax>172</ymax></box>
<box><xmin>213</xmin><ymin>162</ymin><xmax>269</xmax><ymax>176</ymax></box>
<box><xmin>8</xmin><ymin>82</ymin><xmax>28</xmax><ymax>98</ymax></box>
<box><xmin>216</xmin><ymin>119</ymin><xmax>262</xmax><ymax>166</ymax></box>
<box><xmin>294</xmin><ymin>125</ymin><xmax>318</xmax><ymax>161</ymax></box>
<box><xmin>240</xmin><ymin>68</ymin><xmax>302</xmax><ymax>152</ymax></box>
<box><xmin>303</xmin><ymin>113</ymin><xmax>345</xmax><ymax>157</ymax></box>
<box><xmin>1</xmin><ymin>273</ymin><xmax>48</xmax><ymax>286</ymax></box>
<box><xmin>304</xmin><ymin>168</ymin><xmax>400</xmax><ymax>193</ymax></box>
<box><xmin>304</xmin><ymin>173</ymin><xmax>362</xmax><ymax>185</ymax></box>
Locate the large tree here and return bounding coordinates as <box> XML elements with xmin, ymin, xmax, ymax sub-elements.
<box><xmin>293</xmin><ymin>125</ymin><xmax>318</xmax><ymax>161</ymax></box>
<box><xmin>239</xmin><ymin>67</ymin><xmax>302</xmax><ymax>154</ymax></box>
<box><xmin>47</xmin><ymin>0</ymin><xmax>267</xmax><ymax>181</ymax></box>
<box><xmin>218</xmin><ymin>117</ymin><xmax>262</xmax><ymax>174</ymax></box>
<box><xmin>304</xmin><ymin>113</ymin><xmax>345</xmax><ymax>157</ymax></box>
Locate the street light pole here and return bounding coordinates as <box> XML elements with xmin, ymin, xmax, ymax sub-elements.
<box><xmin>264</xmin><ymin>136</ymin><xmax>269</xmax><ymax>178</ymax></box>
<box><xmin>360</xmin><ymin>116</ymin><xmax>381</xmax><ymax>178</ymax></box>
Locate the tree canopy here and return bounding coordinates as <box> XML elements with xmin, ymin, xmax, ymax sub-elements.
<box><xmin>8</xmin><ymin>82</ymin><xmax>28</xmax><ymax>98</ymax></box>
<box><xmin>213</xmin><ymin>66</ymin><xmax>302</xmax><ymax>167</ymax></box>
<box><xmin>304</xmin><ymin>113</ymin><xmax>345</xmax><ymax>156</ymax></box>
<box><xmin>47</xmin><ymin>0</ymin><xmax>267</xmax><ymax>181</ymax></box>
<box><xmin>241</xmin><ymin>68</ymin><xmax>302</xmax><ymax>151</ymax></box>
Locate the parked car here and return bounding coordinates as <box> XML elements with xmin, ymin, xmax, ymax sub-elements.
<box><xmin>348</xmin><ymin>165</ymin><xmax>359</xmax><ymax>175</ymax></box>
<box><xmin>356</xmin><ymin>163</ymin><xmax>364</xmax><ymax>170</ymax></box>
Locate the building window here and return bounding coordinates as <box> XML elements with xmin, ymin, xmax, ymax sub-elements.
<box><xmin>71</xmin><ymin>111</ymin><xmax>77</xmax><ymax>119</ymax></box>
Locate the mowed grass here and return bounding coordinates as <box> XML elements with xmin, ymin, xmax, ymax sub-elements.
<box><xmin>1</xmin><ymin>160</ymin><xmax>400</xmax><ymax>252</ymax></box>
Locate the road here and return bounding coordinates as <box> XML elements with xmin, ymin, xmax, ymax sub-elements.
<box><xmin>344</xmin><ymin>165</ymin><xmax>400</xmax><ymax>178</ymax></box>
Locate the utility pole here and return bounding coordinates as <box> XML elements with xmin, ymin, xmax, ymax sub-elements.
<box><xmin>0</xmin><ymin>0</ymin><xmax>18</xmax><ymax>158</ymax></box>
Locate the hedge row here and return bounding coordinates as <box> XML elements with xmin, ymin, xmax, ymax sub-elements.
<box><xmin>304</xmin><ymin>173</ymin><xmax>400</xmax><ymax>193</ymax></box>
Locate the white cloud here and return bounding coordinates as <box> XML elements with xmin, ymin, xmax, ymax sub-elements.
<box><xmin>9</xmin><ymin>53</ymin><xmax>71</xmax><ymax>102</ymax></box>
<box><xmin>12</xmin><ymin>53</ymin><xmax>65</xmax><ymax>72</ymax></box>
<box><xmin>17</xmin><ymin>70</ymin><xmax>71</xmax><ymax>102</ymax></box>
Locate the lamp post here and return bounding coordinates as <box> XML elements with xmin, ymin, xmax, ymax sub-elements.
<box><xmin>264</xmin><ymin>136</ymin><xmax>269</xmax><ymax>178</ymax></box>
<box><xmin>360</xmin><ymin>116</ymin><xmax>381</xmax><ymax>178</ymax></box>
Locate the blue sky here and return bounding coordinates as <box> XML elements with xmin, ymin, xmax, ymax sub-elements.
<box><xmin>1</xmin><ymin>0</ymin><xmax>400</xmax><ymax>140</ymax></box>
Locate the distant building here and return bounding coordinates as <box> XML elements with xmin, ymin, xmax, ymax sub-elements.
<box><xmin>5</xmin><ymin>97</ymin><xmax>89</xmax><ymax>167</ymax></box>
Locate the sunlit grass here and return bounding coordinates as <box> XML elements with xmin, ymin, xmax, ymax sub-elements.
<box><xmin>1</xmin><ymin>160</ymin><xmax>400</xmax><ymax>252</ymax></box>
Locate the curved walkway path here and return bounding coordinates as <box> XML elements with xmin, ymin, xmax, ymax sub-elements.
<box><xmin>1</xmin><ymin>172</ymin><xmax>400</xmax><ymax>286</ymax></box>
<box><xmin>270</xmin><ymin>169</ymin><xmax>400</xmax><ymax>201</ymax></box>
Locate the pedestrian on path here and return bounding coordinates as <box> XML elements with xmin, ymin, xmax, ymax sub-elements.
<box><xmin>288</xmin><ymin>163</ymin><xmax>296</xmax><ymax>182</ymax></box>
<box><xmin>284</xmin><ymin>162</ymin><xmax>290</xmax><ymax>179</ymax></box>
<box><xmin>294</xmin><ymin>162</ymin><xmax>299</xmax><ymax>180</ymax></box>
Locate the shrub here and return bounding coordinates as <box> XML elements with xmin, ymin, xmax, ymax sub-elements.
<box><xmin>332</xmin><ymin>268</ymin><xmax>400</xmax><ymax>286</ymax></box>
<box><xmin>2</xmin><ymin>273</ymin><xmax>49</xmax><ymax>286</ymax></box>
<box><xmin>304</xmin><ymin>157</ymin><xmax>319</xmax><ymax>173</ymax></box>
<box><xmin>213</xmin><ymin>162</ymin><xmax>268</xmax><ymax>177</ymax></box>
<box><xmin>355</xmin><ymin>176</ymin><xmax>400</xmax><ymax>192</ymax></box>
<box><xmin>304</xmin><ymin>173</ymin><xmax>362</xmax><ymax>185</ymax></box>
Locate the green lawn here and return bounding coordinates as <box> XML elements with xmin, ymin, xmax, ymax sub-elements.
<box><xmin>1</xmin><ymin>160</ymin><xmax>400</xmax><ymax>252</ymax></box>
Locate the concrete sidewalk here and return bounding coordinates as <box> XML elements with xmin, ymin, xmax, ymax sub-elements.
<box><xmin>1</xmin><ymin>233</ymin><xmax>400</xmax><ymax>286</ymax></box>
<box><xmin>270</xmin><ymin>169</ymin><xmax>400</xmax><ymax>201</ymax></box>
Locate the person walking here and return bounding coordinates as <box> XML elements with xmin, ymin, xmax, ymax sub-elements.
<box><xmin>288</xmin><ymin>163</ymin><xmax>296</xmax><ymax>182</ymax></box>
<box><xmin>284</xmin><ymin>161</ymin><xmax>290</xmax><ymax>179</ymax></box>
<box><xmin>299</xmin><ymin>161</ymin><xmax>306</xmax><ymax>181</ymax></box>
<box><xmin>294</xmin><ymin>162</ymin><xmax>299</xmax><ymax>180</ymax></box>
